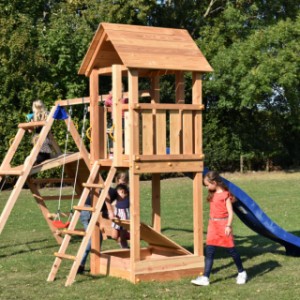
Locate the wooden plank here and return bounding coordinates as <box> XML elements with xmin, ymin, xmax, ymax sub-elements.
<box><xmin>112</xmin><ymin>64</ymin><xmax>123</xmax><ymax>166</ymax></box>
<box><xmin>193</xmin><ymin>172</ymin><xmax>203</xmax><ymax>256</ymax></box>
<box><xmin>115</xmin><ymin>52</ymin><xmax>213</xmax><ymax>73</ymax></box>
<box><xmin>155</xmin><ymin>111</ymin><xmax>166</xmax><ymax>155</ymax></box>
<box><xmin>135</xmin><ymin>254</ymin><xmax>202</xmax><ymax>274</ymax></box>
<box><xmin>170</xmin><ymin>111</ymin><xmax>181</xmax><ymax>154</ymax></box>
<box><xmin>90</xmin><ymin>69</ymin><xmax>100</xmax><ymax>164</ymax></box>
<box><xmin>151</xmin><ymin>174</ymin><xmax>161</xmax><ymax>232</ymax></box>
<box><xmin>73</xmin><ymin>206</ymin><xmax>95</xmax><ymax>212</ymax></box>
<box><xmin>134</xmin><ymin>154</ymin><xmax>204</xmax><ymax>161</ymax></box>
<box><xmin>183</xmin><ymin>111</ymin><xmax>193</xmax><ymax>155</ymax></box>
<box><xmin>54</xmin><ymin>252</ymin><xmax>76</xmax><ymax>261</ymax></box>
<box><xmin>142</xmin><ymin>111</ymin><xmax>153</xmax><ymax>155</ymax></box>
<box><xmin>82</xmin><ymin>183</ymin><xmax>104</xmax><ymax>189</ymax></box>
<box><xmin>18</xmin><ymin>121</ymin><xmax>46</xmax><ymax>129</ymax></box>
<box><xmin>133</xmin><ymin>103</ymin><xmax>204</xmax><ymax>111</ymax></box>
<box><xmin>192</xmin><ymin>72</ymin><xmax>203</xmax><ymax>155</ymax></box>
<box><xmin>128</xmin><ymin>68</ymin><xmax>140</xmax><ymax>282</ymax></box>
<box><xmin>61</xmin><ymin>229</ymin><xmax>86</xmax><ymax>236</ymax></box>
<box><xmin>124</xmin><ymin>111</ymin><xmax>130</xmax><ymax>155</ymax></box>
<box><xmin>133</xmin><ymin>161</ymin><xmax>203</xmax><ymax>174</ymax></box>
<box><xmin>30</xmin><ymin>153</ymin><xmax>82</xmax><ymax>175</ymax></box>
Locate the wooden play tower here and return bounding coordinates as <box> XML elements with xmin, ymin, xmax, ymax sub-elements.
<box><xmin>47</xmin><ymin>22</ymin><xmax>213</xmax><ymax>285</ymax></box>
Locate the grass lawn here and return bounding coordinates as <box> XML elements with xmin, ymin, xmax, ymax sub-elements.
<box><xmin>0</xmin><ymin>171</ymin><xmax>300</xmax><ymax>299</ymax></box>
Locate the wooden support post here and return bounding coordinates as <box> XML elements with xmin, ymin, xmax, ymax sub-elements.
<box><xmin>128</xmin><ymin>69</ymin><xmax>140</xmax><ymax>282</ymax></box>
<box><xmin>89</xmin><ymin>69</ymin><xmax>101</xmax><ymax>273</ymax></box>
<box><xmin>112</xmin><ymin>64</ymin><xmax>123</xmax><ymax>166</ymax></box>
<box><xmin>150</xmin><ymin>76</ymin><xmax>161</xmax><ymax>232</ymax></box>
<box><xmin>151</xmin><ymin>174</ymin><xmax>161</xmax><ymax>232</ymax></box>
<box><xmin>90</xmin><ymin>69</ymin><xmax>100</xmax><ymax>164</ymax></box>
<box><xmin>192</xmin><ymin>72</ymin><xmax>203</xmax><ymax>256</ymax></box>
<box><xmin>90</xmin><ymin>184</ymin><xmax>101</xmax><ymax>275</ymax></box>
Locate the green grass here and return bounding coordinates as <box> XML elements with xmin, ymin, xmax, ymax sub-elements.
<box><xmin>1</xmin><ymin>171</ymin><xmax>300</xmax><ymax>299</ymax></box>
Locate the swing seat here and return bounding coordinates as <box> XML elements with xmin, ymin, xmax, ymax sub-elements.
<box><xmin>52</xmin><ymin>220</ymin><xmax>70</xmax><ymax>229</ymax></box>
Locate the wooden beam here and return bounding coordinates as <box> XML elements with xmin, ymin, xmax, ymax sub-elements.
<box><xmin>133</xmin><ymin>103</ymin><xmax>205</xmax><ymax>111</ymax></box>
<box><xmin>133</xmin><ymin>160</ymin><xmax>203</xmax><ymax>174</ymax></box>
<box><xmin>112</xmin><ymin>64</ymin><xmax>124</xmax><ymax>166</ymax></box>
<box><xmin>128</xmin><ymin>68</ymin><xmax>140</xmax><ymax>282</ymax></box>
<box><xmin>151</xmin><ymin>174</ymin><xmax>161</xmax><ymax>232</ymax></box>
<box><xmin>90</xmin><ymin>69</ymin><xmax>100</xmax><ymax>164</ymax></box>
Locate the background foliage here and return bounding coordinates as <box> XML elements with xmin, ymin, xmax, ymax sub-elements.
<box><xmin>0</xmin><ymin>0</ymin><xmax>299</xmax><ymax>171</ymax></box>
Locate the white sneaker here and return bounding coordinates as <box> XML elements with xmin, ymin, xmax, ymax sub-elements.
<box><xmin>191</xmin><ymin>276</ymin><xmax>210</xmax><ymax>286</ymax></box>
<box><xmin>236</xmin><ymin>271</ymin><xmax>247</xmax><ymax>284</ymax></box>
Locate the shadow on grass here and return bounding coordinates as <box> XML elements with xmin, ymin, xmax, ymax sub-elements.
<box><xmin>0</xmin><ymin>238</ymin><xmax>59</xmax><ymax>259</ymax></box>
<box><xmin>212</xmin><ymin>259</ymin><xmax>281</xmax><ymax>284</ymax></box>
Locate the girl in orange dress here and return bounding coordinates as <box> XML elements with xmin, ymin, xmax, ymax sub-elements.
<box><xmin>191</xmin><ymin>171</ymin><xmax>247</xmax><ymax>286</ymax></box>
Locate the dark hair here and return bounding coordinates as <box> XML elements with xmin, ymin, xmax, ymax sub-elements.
<box><xmin>115</xmin><ymin>183</ymin><xmax>129</xmax><ymax>195</ymax></box>
<box><xmin>204</xmin><ymin>171</ymin><xmax>232</xmax><ymax>202</ymax></box>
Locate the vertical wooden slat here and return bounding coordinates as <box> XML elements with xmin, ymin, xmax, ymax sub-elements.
<box><xmin>193</xmin><ymin>72</ymin><xmax>203</xmax><ymax>155</ymax></box>
<box><xmin>183</xmin><ymin>111</ymin><xmax>193</xmax><ymax>154</ymax></box>
<box><xmin>128</xmin><ymin>68</ymin><xmax>140</xmax><ymax>282</ymax></box>
<box><xmin>156</xmin><ymin>111</ymin><xmax>166</xmax><ymax>155</ymax></box>
<box><xmin>112</xmin><ymin>64</ymin><xmax>123</xmax><ymax>165</ymax></box>
<box><xmin>151</xmin><ymin>174</ymin><xmax>161</xmax><ymax>232</ymax></box>
<box><xmin>124</xmin><ymin>111</ymin><xmax>130</xmax><ymax>155</ymax></box>
<box><xmin>142</xmin><ymin>111</ymin><xmax>153</xmax><ymax>155</ymax></box>
<box><xmin>99</xmin><ymin>106</ymin><xmax>106</xmax><ymax>158</ymax></box>
<box><xmin>170</xmin><ymin>111</ymin><xmax>181</xmax><ymax>154</ymax></box>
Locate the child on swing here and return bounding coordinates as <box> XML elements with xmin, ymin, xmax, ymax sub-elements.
<box><xmin>191</xmin><ymin>170</ymin><xmax>247</xmax><ymax>286</ymax></box>
<box><xmin>30</xmin><ymin>100</ymin><xmax>52</xmax><ymax>165</ymax></box>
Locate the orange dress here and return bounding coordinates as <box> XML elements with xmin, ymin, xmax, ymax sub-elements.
<box><xmin>206</xmin><ymin>191</ymin><xmax>235</xmax><ymax>248</ymax></box>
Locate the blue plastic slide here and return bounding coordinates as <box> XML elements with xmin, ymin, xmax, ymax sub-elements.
<box><xmin>204</xmin><ymin>169</ymin><xmax>300</xmax><ymax>256</ymax></box>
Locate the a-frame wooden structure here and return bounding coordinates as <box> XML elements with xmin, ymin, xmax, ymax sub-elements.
<box><xmin>0</xmin><ymin>105</ymin><xmax>91</xmax><ymax>243</ymax></box>
<box><xmin>47</xmin><ymin>22</ymin><xmax>213</xmax><ymax>285</ymax></box>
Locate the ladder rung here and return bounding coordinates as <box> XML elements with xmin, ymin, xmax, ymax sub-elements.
<box><xmin>61</xmin><ymin>229</ymin><xmax>86</xmax><ymax>236</ymax></box>
<box><xmin>82</xmin><ymin>183</ymin><xmax>104</xmax><ymax>189</ymax></box>
<box><xmin>54</xmin><ymin>252</ymin><xmax>76</xmax><ymax>261</ymax></box>
<box><xmin>18</xmin><ymin>121</ymin><xmax>46</xmax><ymax>129</ymax></box>
<box><xmin>73</xmin><ymin>205</ymin><xmax>95</xmax><ymax>212</ymax></box>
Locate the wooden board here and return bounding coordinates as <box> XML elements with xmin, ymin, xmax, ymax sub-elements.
<box><xmin>114</xmin><ymin>220</ymin><xmax>191</xmax><ymax>255</ymax></box>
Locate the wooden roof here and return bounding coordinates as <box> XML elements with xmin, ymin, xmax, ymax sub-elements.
<box><xmin>78</xmin><ymin>23</ymin><xmax>213</xmax><ymax>76</ymax></box>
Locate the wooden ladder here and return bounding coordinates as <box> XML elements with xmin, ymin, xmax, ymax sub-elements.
<box><xmin>47</xmin><ymin>162</ymin><xmax>116</xmax><ymax>286</ymax></box>
<box><xmin>0</xmin><ymin>105</ymin><xmax>57</xmax><ymax>234</ymax></box>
